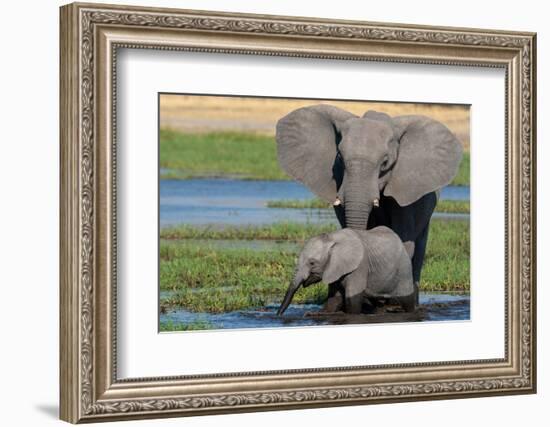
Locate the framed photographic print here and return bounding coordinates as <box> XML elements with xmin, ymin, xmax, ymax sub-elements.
<box><xmin>59</xmin><ymin>2</ymin><xmax>537</xmax><ymax>423</ymax></box>
<box><xmin>157</xmin><ymin>93</ymin><xmax>470</xmax><ymax>330</ymax></box>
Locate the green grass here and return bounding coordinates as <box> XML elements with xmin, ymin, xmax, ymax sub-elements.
<box><xmin>160</xmin><ymin>130</ymin><xmax>470</xmax><ymax>186</ymax></box>
<box><xmin>160</xmin><ymin>222</ymin><xmax>338</xmax><ymax>242</ymax></box>
<box><xmin>421</xmin><ymin>220</ymin><xmax>470</xmax><ymax>291</ymax></box>
<box><xmin>266</xmin><ymin>198</ymin><xmax>470</xmax><ymax>214</ymax></box>
<box><xmin>160</xmin><ymin>241</ymin><xmax>326</xmax><ymax>313</ymax></box>
<box><xmin>159</xmin><ymin>219</ymin><xmax>469</xmax><ymax>313</ymax></box>
<box><xmin>159</xmin><ymin>319</ymin><xmax>215</xmax><ymax>331</ymax></box>
<box><xmin>452</xmin><ymin>152</ymin><xmax>470</xmax><ymax>186</ymax></box>
<box><xmin>434</xmin><ymin>200</ymin><xmax>470</xmax><ymax>214</ymax></box>
<box><xmin>160</xmin><ymin>129</ymin><xmax>288</xmax><ymax>180</ymax></box>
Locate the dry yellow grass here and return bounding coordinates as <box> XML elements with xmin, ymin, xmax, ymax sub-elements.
<box><xmin>160</xmin><ymin>94</ymin><xmax>470</xmax><ymax>150</ymax></box>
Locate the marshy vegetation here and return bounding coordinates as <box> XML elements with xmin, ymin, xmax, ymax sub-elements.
<box><xmin>266</xmin><ymin>198</ymin><xmax>470</xmax><ymax>214</ymax></box>
<box><xmin>159</xmin><ymin>319</ymin><xmax>215</xmax><ymax>331</ymax></box>
<box><xmin>160</xmin><ymin>222</ymin><xmax>338</xmax><ymax>241</ymax></box>
<box><xmin>160</xmin><ymin>219</ymin><xmax>470</xmax><ymax>315</ymax></box>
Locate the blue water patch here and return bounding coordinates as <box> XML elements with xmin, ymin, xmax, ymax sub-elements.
<box><xmin>160</xmin><ymin>292</ymin><xmax>470</xmax><ymax>331</ymax></box>
<box><xmin>160</xmin><ymin>179</ymin><xmax>469</xmax><ymax>227</ymax></box>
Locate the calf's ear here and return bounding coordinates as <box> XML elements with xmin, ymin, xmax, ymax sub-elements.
<box><xmin>322</xmin><ymin>229</ymin><xmax>364</xmax><ymax>284</ymax></box>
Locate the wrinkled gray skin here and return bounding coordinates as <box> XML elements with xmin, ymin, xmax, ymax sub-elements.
<box><xmin>276</xmin><ymin>105</ymin><xmax>463</xmax><ymax>304</ymax></box>
<box><xmin>277</xmin><ymin>227</ymin><xmax>415</xmax><ymax>315</ymax></box>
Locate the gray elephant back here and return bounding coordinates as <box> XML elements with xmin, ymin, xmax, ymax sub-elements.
<box><xmin>355</xmin><ymin>226</ymin><xmax>403</xmax><ymax>251</ymax></box>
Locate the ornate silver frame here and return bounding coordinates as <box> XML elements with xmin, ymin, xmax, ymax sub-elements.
<box><xmin>59</xmin><ymin>2</ymin><xmax>537</xmax><ymax>423</ymax></box>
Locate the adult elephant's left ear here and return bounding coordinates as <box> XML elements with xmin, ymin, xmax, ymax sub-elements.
<box><xmin>384</xmin><ymin>115</ymin><xmax>464</xmax><ymax>206</ymax></box>
<box><xmin>276</xmin><ymin>105</ymin><xmax>357</xmax><ymax>202</ymax></box>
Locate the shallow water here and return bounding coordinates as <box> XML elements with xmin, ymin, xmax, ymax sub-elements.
<box><xmin>159</xmin><ymin>292</ymin><xmax>470</xmax><ymax>331</ymax></box>
<box><xmin>160</xmin><ymin>179</ymin><xmax>469</xmax><ymax>227</ymax></box>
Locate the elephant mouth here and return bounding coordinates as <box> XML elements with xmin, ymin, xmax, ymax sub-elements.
<box><xmin>302</xmin><ymin>274</ymin><xmax>321</xmax><ymax>288</ymax></box>
<box><xmin>379</xmin><ymin>168</ymin><xmax>391</xmax><ymax>179</ymax></box>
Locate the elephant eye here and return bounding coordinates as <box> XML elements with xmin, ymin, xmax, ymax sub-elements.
<box><xmin>380</xmin><ymin>156</ymin><xmax>390</xmax><ymax>170</ymax></box>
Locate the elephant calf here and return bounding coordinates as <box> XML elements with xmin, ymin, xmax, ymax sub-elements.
<box><xmin>277</xmin><ymin>227</ymin><xmax>415</xmax><ymax>315</ymax></box>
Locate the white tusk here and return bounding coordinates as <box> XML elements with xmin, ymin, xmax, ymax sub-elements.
<box><xmin>373</xmin><ymin>198</ymin><xmax>380</xmax><ymax>208</ymax></box>
<box><xmin>333</xmin><ymin>197</ymin><xmax>341</xmax><ymax>206</ymax></box>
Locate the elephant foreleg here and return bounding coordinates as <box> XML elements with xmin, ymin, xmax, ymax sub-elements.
<box><xmin>333</xmin><ymin>204</ymin><xmax>346</xmax><ymax>228</ymax></box>
<box><xmin>389</xmin><ymin>192</ymin><xmax>436</xmax><ymax>306</ymax></box>
<box><xmin>343</xmin><ymin>275</ymin><xmax>365</xmax><ymax>314</ymax></box>
<box><xmin>323</xmin><ymin>282</ymin><xmax>344</xmax><ymax>312</ymax></box>
<box><xmin>396</xmin><ymin>293</ymin><xmax>416</xmax><ymax>313</ymax></box>
<box><xmin>411</xmin><ymin>222</ymin><xmax>430</xmax><ymax>305</ymax></box>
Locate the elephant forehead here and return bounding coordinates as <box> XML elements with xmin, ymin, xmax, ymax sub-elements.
<box><xmin>302</xmin><ymin>237</ymin><xmax>327</xmax><ymax>256</ymax></box>
<box><xmin>340</xmin><ymin>119</ymin><xmax>394</xmax><ymax>152</ymax></box>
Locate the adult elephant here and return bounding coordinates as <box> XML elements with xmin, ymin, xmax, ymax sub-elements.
<box><xmin>275</xmin><ymin>105</ymin><xmax>463</xmax><ymax>306</ymax></box>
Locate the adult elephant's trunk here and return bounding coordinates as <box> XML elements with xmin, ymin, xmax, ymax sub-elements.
<box><xmin>345</xmin><ymin>198</ymin><xmax>372</xmax><ymax>230</ymax></box>
<box><xmin>343</xmin><ymin>168</ymin><xmax>379</xmax><ymax>230</ymax></box>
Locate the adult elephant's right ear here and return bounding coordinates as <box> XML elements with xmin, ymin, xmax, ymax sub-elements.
<box><xmin>384</xmin><ymin>115</ymin><xmax>463</xmax><ymax>206</ymax></box>
<box><xmin>276</xmin><ymin>105</ymin><xmax>357</xmax><ymax>202</ymax></box>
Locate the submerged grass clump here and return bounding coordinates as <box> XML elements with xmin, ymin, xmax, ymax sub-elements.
<box><xmin>266</xmin><ymin>199</ymin><xmax>470</xmax><ymax>214</ymax></box>
<box><xmin>266</xmin><ymin>199</ymin><xmax>332</xmax><ymax>209</ymax></box>
<box><xmin>159</xmin><ymin>219</ymin><xmax>469</xmax><ymax>314</ymax></box>
<box><xmin>160</xmin><ymin>129</ymin><xmax>470</xmax><ymax>186</ymax></box>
